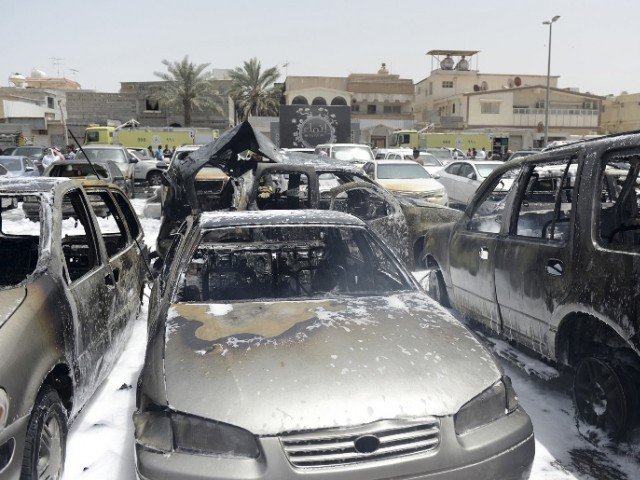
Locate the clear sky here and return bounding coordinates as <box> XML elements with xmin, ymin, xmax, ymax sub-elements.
<box><xmin>2</xmin><ymin>0</ymin><xmax>638</xmax><ymax>96</ymax></box>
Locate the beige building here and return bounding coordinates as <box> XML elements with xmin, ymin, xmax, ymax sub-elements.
<box><xmin>413</xmin><ymin>50</ymin><xmax>602</xmax><ymax>149</ymax></box>
<box><xmin>601</xmin><ymin>93</ymin><xmax>640</xmax><ymax>134</ymax></box>
<box><xmin>283</xmin><ymin>64</ymin><xmax>415</xmax><ymax>147</ymax></box>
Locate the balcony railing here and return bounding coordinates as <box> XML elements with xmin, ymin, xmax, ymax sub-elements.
<box><xmin>512</xmin><ymin>108</ymin><xmax>599</xmax><ymax>128</ymax></box>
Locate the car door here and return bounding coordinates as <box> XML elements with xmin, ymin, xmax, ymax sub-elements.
<box><xmin>438</xmin><ymin>162</ymin><xmax>462</xmax><ymax>203</ymax></box>
<box><xmin>493</xmin><ymin>154</ymin><xmax>578</xmax><ymax>355</ymax></box>
<box><xmin>58</xmin><ymin>188</ymin><xmax>116</xmax><ymax>396</ymax></box>
<box><xmin>448</xmin><ymin>165</ymin><xmax>522</xmax><ymax>331</ymax></box>
<box><xmin>85</xmin><ymin>187</ymin><xmax>142</xmax><ymax>340</ymax></box>
<box><xmin>457</xmin><ymin>163</ymin><xmax>482</xmax><ymax>205</ymax></box>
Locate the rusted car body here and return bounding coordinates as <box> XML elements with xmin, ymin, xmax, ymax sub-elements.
<box><xmin>422</xmin><ymin>131</ymin><xmax>640</xmax><ymax>437</ymax></box>
<box><xmin>135</xmin><ymin>210</ymin><xmax>534</xmax><ymax>480</ymax></box>
<box><xmin>157</xmin><ymin>121</ymin><xmax>460</xmax><ymax>268</ymax></box>
<box><xmin>0</xmin><ymin>178</ymin><xmax>146</xmax><ymax>478</ymax></box>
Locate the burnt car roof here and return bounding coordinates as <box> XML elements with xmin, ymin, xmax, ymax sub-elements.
<box><xmin>200</xmin><ymin>209</ymin><xmax>366</xmax><ymax>229</ymax></box>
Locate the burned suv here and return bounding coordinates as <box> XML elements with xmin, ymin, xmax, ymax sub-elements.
<box><xmin>0</xmin><ymin>178</ymin><xmax>146</xmax><ymax>478</ymax></box>
<box><xmin>422</xmin><ymin>132</ymin><xmax>640</xmax><ymax>438</ymax></box>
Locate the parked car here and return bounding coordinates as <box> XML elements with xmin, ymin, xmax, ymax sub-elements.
<box><xmin>0</xmin><ymin>155</ymin><xmax>39</xmax><ymax>177</ymax></box>
<box><xmin>128</xmin><ymin>150</ymin><xmax>166</xmax><ymax>186</ymax></box>
<box><xmin>134</xmin><ymin>209</ymin><xmax>534</xmax><ymax>480</ymax></box>
<box><xmin>422</xmin><ymin>132</ymin><xmax>640</xmax><ymax>438</ymax></box>
<box><xmin>314</xmin><ymin>143</ymin><xmax>374</xmax><ymax>166</ymax></box>
<box><xmin>424</xmin><ymin>148</ymin><xmax>454</xmax><ymax>165</ymax></box>
<box><xmin>169</xmin><ymin>144</ymin><xmax>205</xmax><ymax>165</ymax></box>
<box><xmin>44</xmin><ymin>159</ymin><xmax>127</xmax><ymax>191</ymax></box>
<box><xmin>362</xmin><ymin>160</ymin><xmax>448</xmax><ymax>206</ymax></box>
<box><xmin>435</xmin><ymin>160</ymin><xmax>509</xmax><ymax>207</ymax></box>
<box><xmin>74</xmin><ymin>145</ymin><xmax>138</xmax><ymax>196</ymax></box>
<box><xmin>372</xmin><ymin>149</ymin><xmax>444</xmax><ymax>175</ymax></box>
<box><xmin>0</xmin><ymin>178</ymin><xmax>146</xmax><ymax>478</ymax></box>
<box><xmin>12</xmin><ymin>146</ymin><xmax>48</xmax><ymax>173</ymax></box>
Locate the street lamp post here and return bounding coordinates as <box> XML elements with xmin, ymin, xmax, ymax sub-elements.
<box><xmin>543</xmin><ymin>15</ymin><xmax>560</xmax><ymax>147</ymax></box>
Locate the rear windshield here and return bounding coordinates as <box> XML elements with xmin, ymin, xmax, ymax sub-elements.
<box><xmin>76</xmin><ymin>149</ymin><xmax>126</xmax><ymax>163</ymax></box>
<box><xmin>0</xmin><ymin>158</ymin><xmax>22</xmax><ymax>171</ymax></box>
<box><xmin>426</xmin><ymin>150</ymin><xmax>451</xmax><ymax>160</ymax></box>
<box><xmin>0</xmin><ymin>195</ymin><xmax>41</xmax><ymax>286</ymax></box>
<box><xmin>176</xmin><ymin>225</ymin><xmax>410</xmax><ymax>302</ymax></box>
<box><xmin>418</xmin><ymin>154</ymin><xmax>442</xmax><ymax>166</ymax></box>
<box><xmin>331</xmin><ymin>146</ymin><xmax>374</xmax><ymax>162</ymax></box>
<box><xmin>48</xmin><ymin>163</ymin><xmax>110</xmax><ymax>179</ymax></box>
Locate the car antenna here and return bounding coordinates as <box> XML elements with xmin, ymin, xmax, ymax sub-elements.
<box><xmin>68</xmin><ymin>128</ymin><xmax>103</xmax><ymax>180</ymax></box>
<box><xmin>68</xmin><ymin>128</ymin><xmax>154</xmax><ymax>281</ymax></box>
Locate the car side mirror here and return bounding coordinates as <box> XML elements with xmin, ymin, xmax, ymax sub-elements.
<box><xmin>156</xmin><ymin>161</ymin><xmax>168</xmax><ymax>170</ymax></box>
<box><xmin>25</xmin><ymin>166</ymin><xmax>34</xmax><ymax>172</ymax></box>
<box><xmin>467</xmin><ymin>173</ymin><xmax>477</xmax><ymax>180</ymax></box>
<box><xmin>129</xmin><ymin>157</ymin><xmax>139</xmax><ymax>164</ymax></box>
<box><xmin>432</xmin><ymin>173</ymin><xmax>440</xmax><ymax>179</ymax></box>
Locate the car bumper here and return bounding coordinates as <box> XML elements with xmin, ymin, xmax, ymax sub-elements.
<box><xmin>0</xmin><ymin>414</ymin><xmax>29</xmax><ymax>478</ymax></box>
<box><xmin>135</xmin><ymin>408</ymin><xmax>534</xmax><ymax>480</ymax></box>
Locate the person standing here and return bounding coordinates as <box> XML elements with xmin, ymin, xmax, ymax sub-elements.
<box><xmin>476</xmin><ymin>147</ymin><xmax>487</xmax><ymax>160</ymax></box>
<box><xmin>471</xmin><ymin>148</ymin><xmax>477</xmax><ymax>159</ymax></box>
<box><xmin>163</xmin><ymin>144</ymin><xmax>172</xmax><ymax>158</ymax></box>
<box><xmin>466</xmin><ymin>148</ymin><xmax>472</xmax><ymax>158</ymax></box>
<box><xmin>41</xmin><ymin>148</ymin><xmax>57</xmax><ymax>170</ymax></box>
<box><xmin>154</xmin><ymin>145</ymin><xmax>163</xmax><ymax>161</ymax></box>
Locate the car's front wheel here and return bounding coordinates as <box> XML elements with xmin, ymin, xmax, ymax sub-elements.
<box><xmin>573</xmin><ymin>355</ymin><xmax>637</xmax><ymax>439</ymax></box>
<box><xmin>21</xmin><ymin>386</ymin><xmax>67</xmax><ymax>480</ymax></box>
<box><xmin>427</xmin><ymin>269</ymin><xmax>450</xmax><ymax>307</ymax></box>
<box><xmin>147</xmin><ymin>171</ymin><xmax>163</xmax><ymax>187</ymax></box>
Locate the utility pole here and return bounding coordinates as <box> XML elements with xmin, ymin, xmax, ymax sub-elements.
<box><xmin>543</xmin><ymin>16</ymin><xmax>560</xmax><ymax>147</ymax></box>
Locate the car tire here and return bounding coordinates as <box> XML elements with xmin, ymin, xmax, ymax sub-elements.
<box><xmin>21</xmin><ymin>386</ymin><xmax>68</xmax><ymax>480</ymax></box>
<box><xmin>147</xmin><ymin>171</ymin><xmax>163</xmax><ymax>187</ymax></box>
<box><xmin>427</xmin><ymin>269</ymin><xmax>450</xmax><ymax>307</ymax></box>
<box><xmin>573</xmin><ymin>355</ymin><xmax>638</xmax><ymax>439</ymax></box>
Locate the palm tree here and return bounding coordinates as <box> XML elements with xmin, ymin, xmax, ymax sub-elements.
<box><xmin>229</xmin><ymin>58</ymin><xmax>281</xmax><ymax>121</ymax></box>
<box><xmin>153</xmin><ymin>56</ymin><xmax>221</xmax><ymax>126</ymax></box>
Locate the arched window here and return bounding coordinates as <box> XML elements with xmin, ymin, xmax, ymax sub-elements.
<box><xmin>291</xmin><ymin>95</ymin><xmax>308</xmax><ymax>105</ymax></box>
<box><xmin>331</xmin><ymin>96</ymin><xmax>347</xmax><ymax>106</ymax></box>
<box><xmin>312</xmin><ymin>97</ymin><xmax>327</xmax><ymax>105</ymax></box>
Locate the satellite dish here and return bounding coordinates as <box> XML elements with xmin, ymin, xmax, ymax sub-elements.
<box><xmin>514</xmin><ymin>76</ymin><xmax>522</xmax><ymax>87</ymax></box>
<box><xmin>473</xmin><ymin>84</ymin><xmax>480</xmax><ymax>92</ymax></box>
<box><xmin>481</xmin><ymin>81</ymin><xmax>488</xmax><ymax>91</ymax></box>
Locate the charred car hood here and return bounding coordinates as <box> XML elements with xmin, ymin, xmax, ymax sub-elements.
<box><xmin>163</xmin><ymin>293</ymin><xmax>500</xmax><ymax>435</ymax></box>
<box><xmin>0</xmin><ymin>286</ymin><xmax>26</xmax><ymax>329</ymax></box>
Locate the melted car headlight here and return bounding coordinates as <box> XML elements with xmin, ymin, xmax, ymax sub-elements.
<box><xmin>133</xmin><ymin>408</ymin><xmax>259</xmax><ymax>458</ymax></box>
<box><xmin>0</xmin><ymin>389</ymin><xmax>8</xmax><ymax>429</ymax></box>
<box><xmin>454</xmin><ymin>377</ymin><xmax>519</xmax><ymax>435</ymax></box>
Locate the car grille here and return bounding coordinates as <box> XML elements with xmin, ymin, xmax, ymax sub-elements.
<box><xmin>196</xmin><ymin>180</ymin><xmax>225</xmax><ymax>195</ymax></box>
<box><xmin>280</xmin><ymin>418</ymin><xmax>440</xmax><ymax>468</ymax></box>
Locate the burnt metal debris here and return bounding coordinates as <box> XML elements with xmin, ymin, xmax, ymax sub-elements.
<box><xmin>422</xmin><ymin>130</ymin><xmax>640</xmax><ymax>439</ymax></box>
<box><xmin>0</xmin><ymin>178</ymin><xmax>147</xmax><ymax>478</ymax></box>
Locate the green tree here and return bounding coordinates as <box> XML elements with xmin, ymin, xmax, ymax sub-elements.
<box><xmin>229</xmin><ymin>58</ymin><xmax>281</xmax><ymax>121</ymax></box>
<box><xmin>153</xmin><ymin>55</ymin><xmax>221</xmax><ymax>126</ymax></box>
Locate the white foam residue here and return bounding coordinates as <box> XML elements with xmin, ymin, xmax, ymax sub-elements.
<box><xmin>208</xmin><ymin>303</ymin><xmax>233</xmax><ymax>316</ymax></box>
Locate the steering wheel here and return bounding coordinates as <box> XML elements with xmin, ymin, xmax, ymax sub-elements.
<box><xmin>541</xmin><ymin>217</ymin><xmax>570</xmax><ymax>239</ymax></box>
<box><xmin>608</xmin><ymin>224</ymin><xmax>640</xmax><ymax>242</ymax></box>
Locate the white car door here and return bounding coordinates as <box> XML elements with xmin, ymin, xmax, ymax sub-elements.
<box><xmin>438</xmin><ymin>162</ymin><xmax>464</xmax><ymax>204</ymax></box>
<box><xmin>456</xmin><ymin>163</ymin><xmax>482</xmax><ymax>205</ymax></box>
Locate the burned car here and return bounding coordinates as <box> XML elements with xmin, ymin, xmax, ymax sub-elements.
<box><xmin>422</xmin><ymin>131</ymin><xmax>640</xmax><ymax>438</ymax></box>
<box><xmin>0</xmin><ymin>178</ymin><xmax>146</xmax><ymax>478</ymax></box>
<box><xmin>157</xmin><ymin>122</ymin><xmax>460</xmax><ymax>268</ymax></box>
<box><xmin>135</xmin><ymin>210</ymin><xmax>534</xmax><ymax>480</ymax></box>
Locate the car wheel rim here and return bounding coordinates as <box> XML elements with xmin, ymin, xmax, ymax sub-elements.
<box><xmin>574</xmin><ymin>357</ymin><xmax>628</xmax><ymax>436</ymax></box>
<box><xmin>37</xmin><ymin>410</ymin><xmax>63</xmax><ymax>479</ymax></box>
<box><xmin>149</xmin><ymin>174</ymin><xmax>162</xmax><ymax>186</ymax></box>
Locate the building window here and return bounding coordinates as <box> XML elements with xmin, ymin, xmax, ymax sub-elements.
<box><xmin>311</xmin><ymin>97</ymin><xmax>327</xmax><ymax>105</ymax></box>
<box><xmin>291</xmin><ymin>95</ymin><xmax>308</xmax><ymax>105</ymax></box>
<box><xmin>429</xmin><ymin>82</ymin><xmax>433</xmax><ymax>95</ymax></box>
<box><xmin>452</xmin><ymin>104</ymin><xmax>456</xmax><ymax>114</ymax></box>
<box><xmin>47</xmin><ymin>97</ymin><xmax>55</xmax><ymax>109</ymax></box>
<box><xmin>351</xmin><ymin>104</ymin><xmax>360</xmax><ymax>112</ymax></box>
<box><xmin>330</xmin><ymin>96</ymin><xmax>347</xmax><ymax>106</ymax></box>
<box><xmin>367</xmin><ymin>105</ymin><xmax>377</xmax><ymax>114</ymax></box>
<box><xmin>442</xmin><ymin>81</ymin><xmax>453</xmax><ymax>88</ymax></box>
<box><xmin>383</xmin><ymin>105</ymin><xmax>401</xmax><ymax>114</ymax></box>
<box><xmin>145</xmin><ymin>97</ymin><xmax>160</xmax><ymax>111</ymax></box>
<box><xmin>480</xmin><ymin>102</ymin><xmax>500</xmax><ymax>114</ymax></box>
